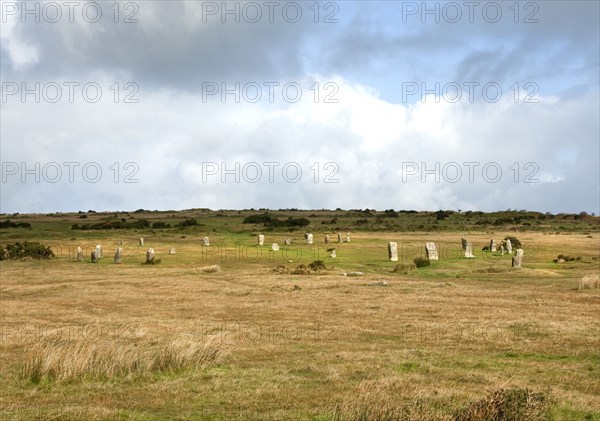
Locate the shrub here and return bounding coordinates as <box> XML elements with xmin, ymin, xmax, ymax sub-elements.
<box><xmin>0</xmin><ymin>219</ymin><xmax>32</xmax><ymax>229</ymax></box>
<box><xmin>392</xmin><ymin>263</ymin><xmax>416</xmax><ymax>274</ymax></box>
<box><xmin>4</xmin><ymin>242</ymin><xmax>55</xmax><ymax>260</ymax></box>
<box><xmin>504</xmin><ymin>236</ymin><xmax>522</xmax><ymax>249</ymax></box>
<box><xmin>152</xmin><ymin>221</ymin><xmax>172</xmax><ymax>229</ymax></box>
<box><xmin>0</xmin><ymin>246</ymin><xmax>5</xmax><ymax>261</ymax></box>
<box><xmin>308</xmin><ymin>260</ymin><xmax>326</xmax><ymax>271</ymax></box>
<box><xmin>175</xmin><ymin>218</ymin><xmax>198</xmax><ymax>228</ymax></box>
<box><xmin>413</xmin><ymin>257</ymin><xmax>431</xmax><ymax>268</ymax></box>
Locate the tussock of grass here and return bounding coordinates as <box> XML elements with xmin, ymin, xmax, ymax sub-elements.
<box><xmin>332</xmin><ymin>378</ymin><xmax>444</xmax><ymax>421</ymax></box>
<box><xmin>455</xmin><ymin>387</ymin><xmax>548</xmax><ymax>421</ymax></box>
<box><xmin>199</xmin><ymin>264</ymin><xmax>220</xmax><ymax>273</ymax></box>
<box><xmin>578</xmin><ymin>274</ymin><xmax>599</xmax><ymax>290</ymax></box>
<box><xmin>392</xmin><ymin>263</ymin><xmax>416</xmax><ymax>274</ymax></box>
<box><xmin>20</xmin><ymin>334</ymin><xmax>229</xmax><ymax>383</ymax></box>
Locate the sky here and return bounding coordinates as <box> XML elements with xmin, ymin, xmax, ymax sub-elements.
<box><xmin>1</xmin><ymin>0</ymin><xmax>599</xmax><ymax>214</ymax></box>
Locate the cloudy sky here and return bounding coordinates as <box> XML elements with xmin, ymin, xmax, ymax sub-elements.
<box><xmin>1</xmin><ymin>0</ymin><xmax>598</xmax><ymax>214</ymax></box>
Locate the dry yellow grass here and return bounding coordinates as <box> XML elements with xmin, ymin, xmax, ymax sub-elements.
<box><xmin>1</xmin><ymin>229</ymin><xmax>599</xmax><ymax>419</ymax></box>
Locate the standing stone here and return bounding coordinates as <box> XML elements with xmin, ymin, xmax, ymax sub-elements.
<box><xmin>425</xmin><ymin>242</ymin><xmax>438</xmax><ymax>261</ymax></box>
<box><xmin>337</xmin><ymin>233</ymin><xmax>343</xmax><ymax>243</ymax></box>
<box><xmin>500</xmin><ymin>246</ymin><xmax>505</xmax><ymax>256</ymax></box>
<box><xmin>284</xmin><ymin>238</ymin><xmax>292</xmax><ymax>246</ymax></box>
<box><xmin>388</xmin><ymin>242</ymin><xmax>398</xmax><ymax>262</ymax></box>
<box><xmin>91</xmin><ymin>250</ymin><xmax>99</xmax><ymax>263</ymax></box>
<box><xmin>330</xmin><ymin>249</ymin><xmax>336</xmax><ymax>258</ymax></box>
<box><xmin>512</xmin><ymin>249</ymin><xmax>523</xmax><ymax>268</ymax></box>
<box><xmin>114</xmin><ymin>247</ymin><xmax>123</xmax><ymax>264</ymax></box>
<box><xmin>271</xmin><ymin>243</ymin><xmax>280</xmax><ymax>251</ymax></box>
<box><xmin>325</xmin><ymin>234</ymin><xmax>330</xmax><ymax>244</ymax></box>
<box><xmin>306</xmin><ymin>233</ymin><xmax>313</xmax><ymax>245</ymax></box>
<box><xmin>76</xmin><ymin>246</ymin><xmax>84</xmax><ymax>261</ymax></box>
<box><xmin>146</xmin><ymin>248</ymin><xmax>155</xmax><ymax>264</ymax></box>
<box><xmin>258</xmin><ymin>235</ymin><xmax>265</xmax><ymax>246</ymax></box>
<box><xmin>346</xmin><ymin>232</ymin><xmax>351</xmax><ymax>243</ymax></box>
<box><xmin>490</xmin><ymin>240</ymin><xmax>497</xmax><ymax>252</ymax></box>
<box><xmin>461</xmin><ymin>239</ymin><xmax>474</xmax><ymax>258</ymax></box>
<box><xmin>169</xmin><ymin>248</ymin><xmax>176</xmax><ymax>254</ymax></box>
<box><xmin>139</xmin><ymin>238</ymin><xmax>144</xmax><ymax>246</ymax></box>
<box><xmin>95</xmin><ymin>245</ymin><xmax>103</xmax><ymax>259</ymax></box>
<box><xmin>203</xmin><ymin>237</ymin><xmax>210</xmax><ymax>246</ymax></box>
<box><xmin>506</xmin><ymin>239</ymin><xmax>512</xmax><ymax>254</ymax></box>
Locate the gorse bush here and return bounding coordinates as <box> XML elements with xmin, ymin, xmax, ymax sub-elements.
<box><xmin>413</xmin><ymin>257</ymin><xmax>431</xmax><ymax>268</ymax></box>
<box><xmin>2</xmin><ymin>242</ymin><xmax>55</xmax><ymax>260</ymax></box>
<box><xmin>504</xmin><ymin>236</ymin><xmax>522</xmax><ymax>249</ymax></box>
<box><xmin>0</xmin><ymin>219</ymin><xmax>32</xmax><ymax>229</ymax></box>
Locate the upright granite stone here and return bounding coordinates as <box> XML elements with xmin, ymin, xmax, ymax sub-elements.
<box><xmin>258</xmin><ymin>235</ymin><xmax>265</xmax><ymax>246</ymax></box>
<box><xmin>388</xmin><ymin>242</ymin><xmax>398</xmax><ymax>262</ymax></box>
<box><xmin>91</xmin><ymin>250</ymin><xmax>99</xmax><ymax>263</ymax></box>
<box><xmin>95</xmin><ymin>245</ymin><xmax>103</xmax><ymax>259</ymax></box>
<box><xmin>271</xmin><ymin>243</ymin><xmax>280</xmax><ymax>251</ymax></box>
<box><xmin>146</xmin><ymin>248</ymin><xmax>155</xmax><ymax>264</ymax></box>
<box><xmin>114</xmin><ymin>247</ymin><xmax>123</xmax><ymax>264</ymax></box>
<box><xmin>337</xmin><ymin>233</ymin><xmax>343</xmax><ymax>243</ymax></box>
<box><xmin>506</xmin><ymin>239</ymin><xmax>512</xmax><ymax>254</ymax></box>
<box><xmin>500</xmin><ymin>246</ymin><xmax>505</xmax><ymax>256</ymax></box>
<box><xmin>139</xmin><ymin>238</ymin><xmax>144</xmax><ymax>246</ymax></box>
<box><xmin>346</xmin><ymin>232</ymin><xmax>351</xmax><ymax>243</ymax></box>
<box><xmin>76</xmin><ymin>246</ymin><xmax>84</xmax><ymax>261</ymax></box>
<box><xmin>512</xmin><ymin>248</ymin><xmax>523</xmax><ymax>267</ymax></box>
<box><xmin>325</xmin><ymin>234</ymin><xmax>330</xmax><ymax>244</ymax></box>
<box><xmin>462</xmin><ymin>239</ymin><xmax>474</xmax><ymax>258</ymax></box>
<box><xmin>490</xmin><ymin>240</ymin><xmax>497</xmax><ymax>252</ymax></box>
<box><xmin>203</xmin><ymin>237</ymin><xmax>210</xmax><ymax>246</ymax></box>
<box><xmin>306</xmin><ymin>233</ymin><xmax>313</xmax><ymax>245</ymax></box>
<box><xmin>169</xmin><ymin>248</ymin><xmax>176</xmax><ymax>254</ymax></box>
<box><xmin>425</xmin><ymin>242</ymin><xmax>438</xmax><ymax>261</ymax></box>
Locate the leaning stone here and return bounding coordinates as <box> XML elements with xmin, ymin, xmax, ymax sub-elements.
<box><xmin>146</xmin><ymin>248</ymin><xmax>155</xmax><ymax>264</ymax></box>
<box><xmin>114</xmin><ymin>247</ymin><xmax>123</xmax><ymax>264</ymax></box>
<box><xmin>512</xmin><ymin>248</ymin><xmax>523</xmax><ymax>267</ymax></box>
<box><xmin>258</xmin><ymin>235</ymin><xmax>265</xmax><ymax>246</ymax></box>
<box><xmin>284</xmin><ymin>238</ymin><xmax>292</xmax><ymax>246</ymax></box>
<box><xmin>330</xmin><ymin>249</ymin><xmax>336</xmax><ymax>258</ymax></box>
<box><xmin>388</xmin><ymin>242</ymin><xmax>398</xmax><ymax>262</ymax></box>
<box><xmin>425</xmin><ymin>242</ymin><xmax>438</xmax><ymax>261</ymax></box>
<box><xmin>271</xmin><ymin>243</ymin><xmax>280</xmax><ymax>251</ymax></box>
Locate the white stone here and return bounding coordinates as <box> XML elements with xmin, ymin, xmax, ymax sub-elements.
<box><xmin>388</xmin><ymin>242</ymin><xmax>398</xmax><ymax>262</ymax></box>
<box><xmin>146</xmin><ymin>248</ymin><xmax>155</xmax><ymax>264</ymax></box>
<box><xmin>258</xmin><ymin>235</ymin><xmax>265</xmax><ymax>246</ymax></box>
<box><xmin>139</xmin><ymin>238</ymin><xmax>144</xmax><ymax>246</ymax></box>
<box><xmin>306</xmin><ymin>233</ymin><xmax>313</xmax><ymax>245</ymax></box>
<box><xmin>271</xmin><ymin>243</ymin><xmax>280</xmax><ymax>251</ymax></box>
<box><xmin>425</xmin><ymin>242</ymin><xmax>438</xmax><ymax>261</ymax></box>
<box><xmin>203</xmin><ymin>237</ymin><xmax>210</xmax><ymax>246</ymax></box>
<box><xmin>512</xmin><ymin>248</ymin><xmax>523</xmax><ymax>267</ymax></box>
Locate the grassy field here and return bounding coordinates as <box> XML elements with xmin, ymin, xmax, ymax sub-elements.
<box><xmin>0</xmin><ymin>209</ymin><xmax>599</xmax><ymax>420</ymax></box>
